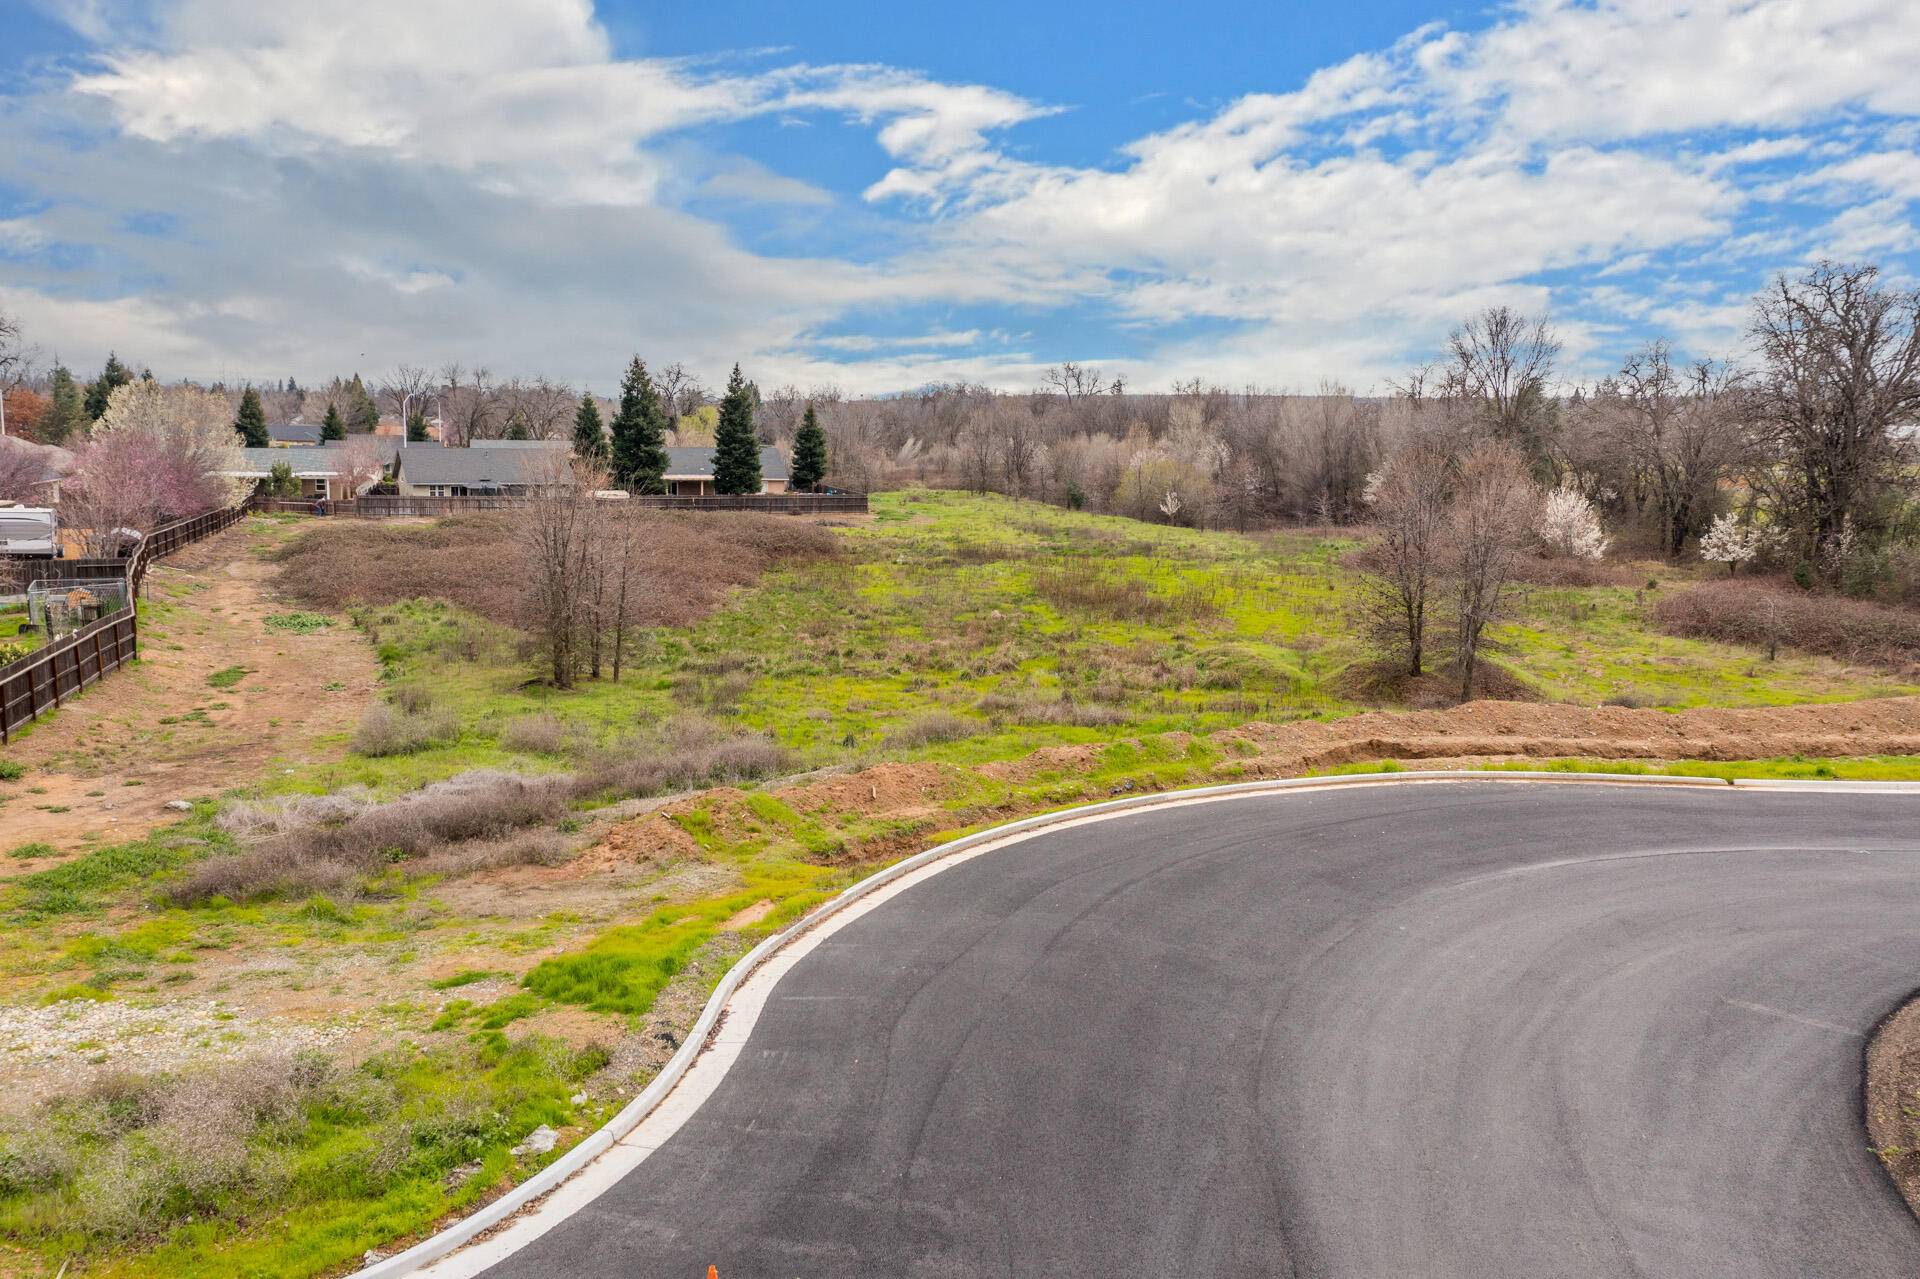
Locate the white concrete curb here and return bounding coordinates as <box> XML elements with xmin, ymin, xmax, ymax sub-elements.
<box><xmin>356</xmin><ymin>768</ymin><xmax>1894</xmax><ymax>1277</ymax></box>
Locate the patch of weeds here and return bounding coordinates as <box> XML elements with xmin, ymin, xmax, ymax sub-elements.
<box><xmin>429</xmin><ymin>968</ymin><xmax>504</xmax><ymax>990</ymax></box>
<box><xmin>0</xmin><ymin>760</ymin><xmax>25</xmax><ymax>781</ymax></box>
<box><xmin>38</xmin><ymin>982</ymin><xmax>111</xmax><ymax>1004</ymax></box>
<box><xmin>264</xmin><ymin>611</ymin><xmax>335</xmax><ymax>633</ymax></box>
<box><xmin>206</xmin><ymin>665</ymin><xmax>252</xmax><ymax>688</ymax></box>
<box><xmin>6</xmin><ymin>842</ymin><xmax>57</xmax><ymax>860</ymax></box>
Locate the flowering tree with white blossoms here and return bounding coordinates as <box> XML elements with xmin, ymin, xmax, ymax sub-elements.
<box><xmin>1697</xmin><ymin>512</ymin><xmax>1781</xmax><ymax>575</ymax></box>
<box><xmin>1536</xmin><ymin>484</ymin><xmax>1609</xmax><ymax>559</ymax></box>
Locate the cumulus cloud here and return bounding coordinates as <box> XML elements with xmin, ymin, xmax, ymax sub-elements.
<box><xmin>1</xmin><ymin>0</ymin><xmax>1917</xmax><ymax>392</ymax></box>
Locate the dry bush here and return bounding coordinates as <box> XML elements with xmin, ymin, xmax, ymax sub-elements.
<box><xmin>216</xmin><ymin>791</ymin><xmax>370</xmax><ymax>838</ymax></box>
<box><xmin>410</xmin><ymin>828</ymin><xmax>575</xmax><ymax>877</ymax></box>
<box><xmin>0</xmin><ymin>1051</ymin><xmax>325</xmax><ymax>1240</ymax></box>
<box><xmin>352</xmin><ymin>703</ymin><xmax>459</xmax><ymax>757</ymax></box>
<box><xmin>391</xmin><ymin>681</ymin><xmax>434</xmax><ymax>713</ymax></box>
<box><xmin>574</xmin><ymin>726</ymin><xmax>787</xmax><ymax>799</ymax></box>
<box><xmin>883</xmin><ymin>712</ymin><xmax>982</xmax><ymax>749</ymax></box>
<box><xmin>1504</xmin><ymin>555</ymin><xmax>1638</xmax><ymax>588</ymax></box>
<box><xmin>500</xmin><ymin>712</ymin><xmax>566</xmax><ymax>754</ymax></box>
<box><xmin>1654</xmin><ymin>578</ymin><xmax>1920</xmax><ymax>666</ymax></box>
<box><xmin>974</xmin><ymin>692</ymin><xmax>1128</xmax><ymax>727</ymax></box>
<box><xmin>169</xmin><ymin>770</ymin><xmax>576</xmax><ymax>904</ymax></box>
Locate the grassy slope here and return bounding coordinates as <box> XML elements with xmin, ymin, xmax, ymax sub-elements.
<box><xmin>3</xmin><ymin>490</ymin><xmax>1918</xmax><ymax>1277</ymax></box>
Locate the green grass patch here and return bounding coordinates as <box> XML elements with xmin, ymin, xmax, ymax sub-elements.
<box><xmin>264</xmin><ymin>611</ymin><xmax>335</xmax><ymax>633</ymax></box>
<box><xmin>205</xmin><ymin>665</ymin><xmax>252</xmax><ymax>688</ymax></box>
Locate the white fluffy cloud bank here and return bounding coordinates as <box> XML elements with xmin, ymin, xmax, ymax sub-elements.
<box><xmin>1</xmin><ymin>0</ymin><xmax>1917</xmax><ymax>392</ymax></box>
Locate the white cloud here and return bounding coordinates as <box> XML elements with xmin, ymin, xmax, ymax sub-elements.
<box><xmin>3</xmin><ymin>0</ymin><xmax>1918</xmax><ymax>393</ymax></box>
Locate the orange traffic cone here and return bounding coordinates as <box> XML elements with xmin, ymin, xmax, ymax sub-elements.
<box><xmin>708</xmin><ymin>1269</ymin><xmax>719</xmax><ymax>1279</ymax></box>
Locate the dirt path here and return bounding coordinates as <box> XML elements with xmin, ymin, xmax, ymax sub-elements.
<box><xmin>0</xmin><ymin>517</ymin><xmax>378</xmax><ymax>857</ymax></box>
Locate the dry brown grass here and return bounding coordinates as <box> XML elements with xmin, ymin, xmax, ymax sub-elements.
<box><xmin>1654</xmin><ymin>577</ymin><xmax>1920</xmax><ymax>668</ymax></box>
<box><xmin>273</xmin><ymin>509</ymin><xmax>838</xmax><ymax>629</ymax></box>
<box><xmin>1027</xmin><ymin>555</ymin><xmax>1222</xmax><ymax>624</ymax></box>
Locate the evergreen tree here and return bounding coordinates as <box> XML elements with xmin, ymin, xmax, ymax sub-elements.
<box><xmin>572</xmin><ymin>393</ymin><xmax>606</xmax><ymax>458</ymax></box>
<box><xmin>609</xmin><ymin>356</ymin><xmax>670</xmax><ymax>493</ymax></box>
<box><xmin>507</xmin><ymin>416</ymin><xmax>531</xmax><ymax>440</ymax></box>
<box><xmin>83</xmin><ymin>352</ymin><xmax>132</xmax><ymax>420</ymax></box>
<box><xmin>43</xmin><ymin>366</ymin><xmax>84</xmax><ymax>446</ymax></box>
<box><xmin>346</xmin><ymin>374</ymin><xmax>380</xmax><ymax>433</ymax></box>
<box><xmin>407</xmin><ymin>411</ymin><xmax>429</xmax><ymax>443</ymax></box>
<box><xmin>711</xmin><ymin>364</ymin><xmax>762</xmax><ymax>495</ymax></box>
<box><xmin>791</xmin><ymin>401</ymin><xmax>828</xmax><ymax>491</ymax></box>
<box><xmin>321</xmin><ymin>401</ymin><xmax>345</xmax><ymax>441</ymax></box>
<box><xmin>234</xmin><ymin>386</ymin><xmax>270</xmax><ymax>447</ymax></box>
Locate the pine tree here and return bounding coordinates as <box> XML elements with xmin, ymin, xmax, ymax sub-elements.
<box><xmin>791</xmin><ymin>402</ymin><xmax>828</xmax><ymax>491</ymax></box>
<box><xmin>321</xmin><ymin>402</ymin><xmax>345</xmax><ymax>441</ymax></box>
<box><xmin>43</xmin><ymin>366</ymin><xmax>84</xmax><ymax>446</ymax></box>
<box><xmin>711</xmin><ymin>364</ymin><xmax>762</xmax><ymax>495</ymax></box>
<box><xmin>233</xmin><ymin>387</ymin><xmax>270</xmax><ymax>447</ymax></box>
<box><xmin>407</xmin><ymin>411</ymin><xmax>429</xmax><ymax>443</ymax></box>
<box><xmin>609</xmin><ymin>356</ymin><xmax>671</xmax><ymax>493</ymax></box>
<box><xmin>572</xmin><ymin>393</ymin><xmax>606</xmax><ymax>458</ymax></box>
<box><xmin>83</xmin><ymin>352</ymin><xmax>132</xmax><ymax>420</ymax></box>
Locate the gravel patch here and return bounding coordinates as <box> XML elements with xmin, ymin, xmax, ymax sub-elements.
<box><xmin>0</xmin><ymin>997</ymin><xmax>357</xmax><ymax>1072</ymax></box>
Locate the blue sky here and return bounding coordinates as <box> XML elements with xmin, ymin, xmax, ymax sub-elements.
<box><xmin>1</xmin><ymin>0</ymin><xmax>1917</xmax><ymax>395</ymax></box>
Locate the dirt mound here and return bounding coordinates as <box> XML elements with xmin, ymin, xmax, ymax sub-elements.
<box><xmin>776</xmin><ymin>761</ymin><xmax>967</xmax><ymax>818</ymax></box>
<box><xmin>564</xmin><ymin>812</ymin><xmax>701</xmax><ymax>877</ymax></box>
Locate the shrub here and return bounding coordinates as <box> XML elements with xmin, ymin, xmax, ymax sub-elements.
<box><xmin>500</xmin><ymin>712</ymin><xmax>566</xmax><ymax>754</ymax></box>
<box><xmin>1654</xmin><ymin>578</ymin><xmax>1920</xmax><ymax>666</ymax></box>
<box><xmin>169</xmin><ymin>770</ymin><xmax>575</xmax><ymax>904</ymax></box>
<box><xmin>884</xmin><ymin>712</ymin><xmax>983</xmax><ymax>749</ymax></box>
<box><xmin>351</xmin><ymin>703</ymin><xmax>458</xmax><ymax>757</ymax></box>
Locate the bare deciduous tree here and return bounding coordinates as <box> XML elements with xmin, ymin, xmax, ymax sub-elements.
<box><xmin>1586</xmin><ymin>341</ymin><xmax>1749</xmax><ymax>557</ymax></box>
<box><xmin>1747</xmin><ymin>260</ymin><xmax>1920</xmax><ymax>561</ymax></box>
<box><xmin>1359</xmin><ymin>439</ymin><xmax>1454</xmax><ymax>677</ymax></box>
<box><xmin>1043</xmin><ymin>362</ymin><xmax>1106</xmax><ymax>404</ymax></box>
<box><xmin>1445</xmin><ymin>445</ymin><xmax>1538</xmax><ymax>701</ymax></box>
<box><xmin>1443</xmin><ymin>306</ymin><xmax>1562</xmax><ymax>463</ymax></box>
<box><xmin>518</xmin><ymin>452</ymin><xmax>604</xmax><ymax>688</ymax></box>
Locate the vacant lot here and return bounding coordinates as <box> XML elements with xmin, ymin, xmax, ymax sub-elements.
<box><xmin>2</xmin><ymin>490</ymin><xmax>1918</xmax><ymax>1278</ymax></box>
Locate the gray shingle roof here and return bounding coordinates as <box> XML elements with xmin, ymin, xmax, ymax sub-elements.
<box><xmin>267</xmin><ymin>423</ymin><xmax>323</xmax><ymax>444</ymax></box>
<box><xmin>663</xmin><ymin>446</ymin><xmax>788</xmax><ymax>482</ymax></box>
<box><xmin>394</xmin><ymin>446</ymin><xmax>567</xmax><ymax>488</ymax></box>
<box><xmin>223</xmin><ymin>439</ymin><xmax>401</xmax><ymax>477</ymax></box>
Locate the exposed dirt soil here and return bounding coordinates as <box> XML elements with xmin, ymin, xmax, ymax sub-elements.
<box><xmin>0</xmin><ymin>519</ymin><xmax>379</xmax><ymax>858</ymax></box>
<box><xmin>1866</xmin><ymin>992</ymin><xmax>1920</xmax><ymax>1217</ymax></box>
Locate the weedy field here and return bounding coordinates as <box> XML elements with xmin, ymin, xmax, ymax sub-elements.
<box><xmin>0</xmin><ymin>490</ymin><xmax>1917</xmax><ymax>1278</ymax></box>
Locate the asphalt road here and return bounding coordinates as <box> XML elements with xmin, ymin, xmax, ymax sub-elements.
<box><xmin>485</xmin><ymin>782</ymin><xmax>1920</xmax><ymax>1277</ymax></box>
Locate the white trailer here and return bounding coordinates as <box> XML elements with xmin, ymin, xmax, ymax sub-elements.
<box><xmin>0</xmin><ymin>504</ymin><xmax>56</xmax><ymax>557</ymax></box>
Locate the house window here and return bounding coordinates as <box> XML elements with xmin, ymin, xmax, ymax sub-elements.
<box><xmin>428</xmin><ymin>485</ymin><xmax>448</xmax><ymax>497</ymax></box>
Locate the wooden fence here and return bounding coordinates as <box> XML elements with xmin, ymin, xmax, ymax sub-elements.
<box><xmin>259</xmin><ymin>491</ymin><xmax>869</xmax><ymax>518</ymax></box>
<box><xmin>0</xmin><ymin>502</ymin><xmax>248</xmax><ymax>743</ymax></box>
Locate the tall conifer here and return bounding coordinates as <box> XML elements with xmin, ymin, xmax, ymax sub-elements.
<box><xmin>235</xmin><ymin>387</ymin><xmax>270</xmax><ymax>447</ymax></box>
<box><xmin>791</xmin><ymin>402</ymin><xmax>827</xmax><ymax>491</ymax></box>
<box><xmin>572</xmin><ymin>393</ymin><xmax>606</xmax><ymax>458</ymax></box>
<box><xmin>711</xmin><ymin>364</ymin><xmax>761</xmax><ymax>495</ymax></box>
<box><xmin>609</xmin><ymin>356</ymin><xmax>670</xmax><ymax>493</ymax></box>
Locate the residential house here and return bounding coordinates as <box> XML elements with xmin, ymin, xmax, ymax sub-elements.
<box><xmin>391</xmin><ymin>442</ymin><xmax>569</xmax><ymax>497</ymax></box>
<box><xmin>267</xmin><ymin>423</ymin><xmax>323</xmax><ymax>447</ymax></box>
<box><xmin>221</xmin><ymin>440</ymin><xmax>399</xmax><ymax>500</ymax></box>
<box><xmin>662</xmin><ymin>446</ymin><xmax>789</xmax><ymax>495</ymax></box>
